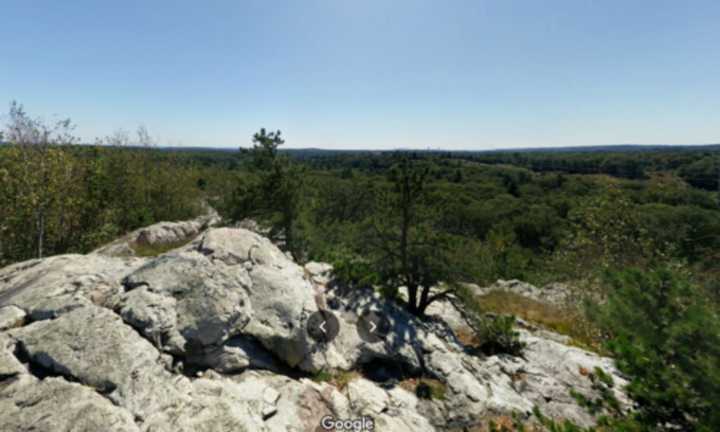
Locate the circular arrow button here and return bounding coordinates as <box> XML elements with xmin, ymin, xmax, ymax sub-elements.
<box><xmin>357</xmin><ymin>310</ymin><xmax>391</xmax><ymax>344</ymax></box>
<box><xmin>307</xmin><ymin>310</ymin><xmax>340</xmax><ymax>343</ymax></box>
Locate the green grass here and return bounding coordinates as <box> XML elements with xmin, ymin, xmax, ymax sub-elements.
<box><xmin>130</xmin><ymin>238</ymin><xmax>194</xmax><ymax>257</ymax></box>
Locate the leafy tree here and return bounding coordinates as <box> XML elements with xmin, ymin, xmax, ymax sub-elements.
<box><xmin>1</xmin><ymin>101</ymin><xmax>78</xmax><ymax>259</ymax></box>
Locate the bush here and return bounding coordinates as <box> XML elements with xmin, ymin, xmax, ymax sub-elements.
<box><xmin>477</xmin><ymin>314</ymin><xmax>526</xmax><ymax>357</ymax></box>
<box><xmin>451</xmin><ymin>284</ymin><xmax>527</xmax><ymax>357</ymax></box>
<box><xmin>329</xmin><ymin>250</ymin><xmax>380</xmax><ymax>291</ymax></box>
<box><xmin>415</xmin><ymin>379</ymin><xmax>447</xmax><ymax>400</ymax></box>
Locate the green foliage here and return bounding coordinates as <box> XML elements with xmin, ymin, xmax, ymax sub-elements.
<box><xmin>265</xmin><ymin>147</ymin><xmax>720</xmax><ymax>291</ymax></box>
<box><xmin>0</xmin><ymin>104</ymin><xmax>203</xmax><ymax>266</ymax></box>
<box><xmin>414</xmin><ymin>379</ymin><xmax>447</xmax><ymax>400</ymax></box>
<box><xmin>570</xmin><ymin>368</ymin><xmax>622</xmax><ymax>417</ymax></box>
<box><xmin>529</xmin><ymin>406</ymin><xmax>596</xmax><ymax>432</ymax></box>
<box><xmin>591</xmin><ymin>267</ymin><xmax>720</xmax><ymax>431</ymax></box>
<box><xmin>476</xmin><ymin>314</ymin><xmax>526</xmax><ymax>356</ymax></box>
<box><xmin>451</xmin><ymin>285</ymin><xmax>527</xmax><ymax>357</ymax></box>
<box><xmin>562</xmin><ymin>186</ymin><xmax>659</xmax><ymax>272</ymax></box>
<box><xmin>310</xmin><ymin>369</ymin><xmax>333</xmax><ymax>383</ymax></box>
<box><xmin>678</xmin><ymin>156</ymin><xmax>720</xmax><ymax>191</ymax></box>
<box><xmin>363</xmin><ymin>157</ymin><xmax>469</xmax><ymax>315</ymax></box>
<box><xmin>485</xmin><ymin>225</ymin><xmax>534</xmax><ymax>280</ymax></box>
<box><xmin>130</xmin><ymin>238</ymin><xmax>196</xmax><ymax>257</ymax></box>
<box><xmin>329</xmin><ymin>250</ymin><xmax>380</xmax><ymax>291</ymax></box>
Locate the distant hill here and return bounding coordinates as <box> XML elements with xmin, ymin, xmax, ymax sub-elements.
<box><xmin>157</xmin><ymin>144</ymin><xmax>720</xmax><ymax>156</ymax></box>
<box><xmin>4</xmin><ymin>142</ymin><xmax>718</xmax><ymax>156</ymax></box>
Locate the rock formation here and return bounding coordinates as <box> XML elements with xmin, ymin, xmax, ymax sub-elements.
<box><xmin>0</xmin><ymin>222</ymin><xmax>631</xmax><ymax>431</ymax></box>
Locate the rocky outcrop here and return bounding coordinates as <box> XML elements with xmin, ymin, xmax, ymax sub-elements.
<box><xmin>0</xmin><ymin>223</ymin><xmax>631</xmax><ymax>431</ymax></box>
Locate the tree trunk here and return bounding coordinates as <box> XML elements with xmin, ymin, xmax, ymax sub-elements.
<box><xmin>418</xmin><ymin>285</ymin><xmax>431</xmax><ymax>315</ymax></box>
<box><xmin>285</xmin><ymin>217</ymin><xmax>294</xmax><ymax>260</ymax></box>
<box><xmin>400</xmin><ymin>178</ymin><xmax>412</xmax><ymax>313</ymax></box>
<box><xmin>36</xmin><ymin>209</ymin><xmax>45</xmax><ymax>259</ymax></box>
<box><xmin>407</xmin><ymin>284</ymin><xmax>419</xmax><ymax>315</ymax></box>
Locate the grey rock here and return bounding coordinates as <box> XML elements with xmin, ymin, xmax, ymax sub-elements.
<box><xmin>0</xmin><ymin>333</ymin><xmax>25</xmax><ymax>379</ymax></box>
<box><xmin>0</xmin><ymin>253</ymin><xmax>145</xmax><ymax>316</ymax></box>
<box><xmin>470</xmin><ymin>279</ymin><xmax>573</xmax><ymax>307</ymax></box>
<box><xmin>118</xmin><ymin>286</ymin><xmax>184</xmax><ymax>353</ymax></box>
<box><xmin>193</xmin><ymin>228</ymin><xmax>320</xmax><ymax>370</ymax></box>
<box><xmin>228</xmin><ymin>371</ymin><xmax>350</xmax><ymax>432</ymax></box>
<box><xmin>171</xmin><ymin>376</ymin><xmax>269</xmax><ymax>432</ymax></box>
<box><xmin>93</xmin><ymin>208</ymin><xmax>220</xmax><ymax>258</ymax></box>
<box><xmin>9</xmin><ymin>305</ymin><xmax>188</xmax><ymax>420</ymax></box>
<box><xmin>347</xmin><ymin>377</ymin><xmax>389</xmax><ymax>415</ymax></box>
<box><xmin>190</xmin><ymin>337</ymin><xmax>283</xmax><ymax>373</ymax></box>
<box><xmin>0</xmin><ymin>375</ymin><xmax>140</xmax><ymax>432</ymax></box>
<box><xmin>121</xmin><ymin>251</ymin><xmax>252</xmax><ymax>350</ymax></box>
<box><xmin>0</xmin><ymin>220</ymin><xmax>635</xmax><ymax>431</ymax></box>
<box><xmin>118</xmin><ymin>228</ymin><xmax>320</xmax><ymax>371</ymax></box>
<box><xmin>346</xmin><ymin>377</ymin><xmax>435</xmax><ymax>432</ymax></box>
<box><xmin>0</xmin><ymin>305</ymin><xmax>26</xmax><ymax>331</ymax></box>
<box><xmin>7</xmin><ymin>304</ymin><xmax>269</xmax><ymax>431</ymax></box>
<box><xmin>304</xmin><ymin>261</ymin><xmax>333</xmax><ymax>285</ymax></box>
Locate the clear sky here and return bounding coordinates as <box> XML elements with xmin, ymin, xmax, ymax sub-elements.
<box><xmin>1</xmin><ymin>0</ymin><xmax>718</xmax><ymax>149</ymax></box>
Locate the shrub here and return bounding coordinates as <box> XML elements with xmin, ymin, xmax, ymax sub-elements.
<box><xmin>414</xmin><ymin>379</ymin><xmax>447</xmax><ymax>400</ymax></box>
<box><xmin>477</xmin><ymin>314</ymin><xmax>526</xmax><ymax>357</ymax></box>
<box><xmin>452</xmin><ymin>284</ymin><xmax>527</xmax><ymax>357</ymax></box>
<box><xmin>330</xmin><ymin>250</ymin><xmax>380</xmax><ymax>291</ymax></box>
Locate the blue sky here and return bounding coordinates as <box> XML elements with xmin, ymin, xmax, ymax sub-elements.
<box><xmin>1</xmin><ymin>0</ymin><xmax>718</xmax><ymax>149</ymax></box>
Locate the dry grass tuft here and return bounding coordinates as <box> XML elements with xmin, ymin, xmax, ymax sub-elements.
<box><xmin>475</xmin><ymin>290</ymin><xmax>603</xmax><ymax>352</ymax></box>
<box><xmin>329</xmin><ymin>370</ymin><xmax>361</xmax><ymax>390</ymax></box>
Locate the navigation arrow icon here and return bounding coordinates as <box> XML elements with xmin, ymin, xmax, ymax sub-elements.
<box><xmin>307</xmin><ymin>311</ymin><xmax>340</xmax><ymax>343</ymax></box>
<box><xmin>357</xmin><ymin>310</ymin><xmax>390</xmax><ymax>343</ymax></box>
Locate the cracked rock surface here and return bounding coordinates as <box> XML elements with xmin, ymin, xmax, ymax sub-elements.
<box><xmin>0</xmin><ymin>225</ymin><xmax>631</xmax><ymax>431</ymax></box>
